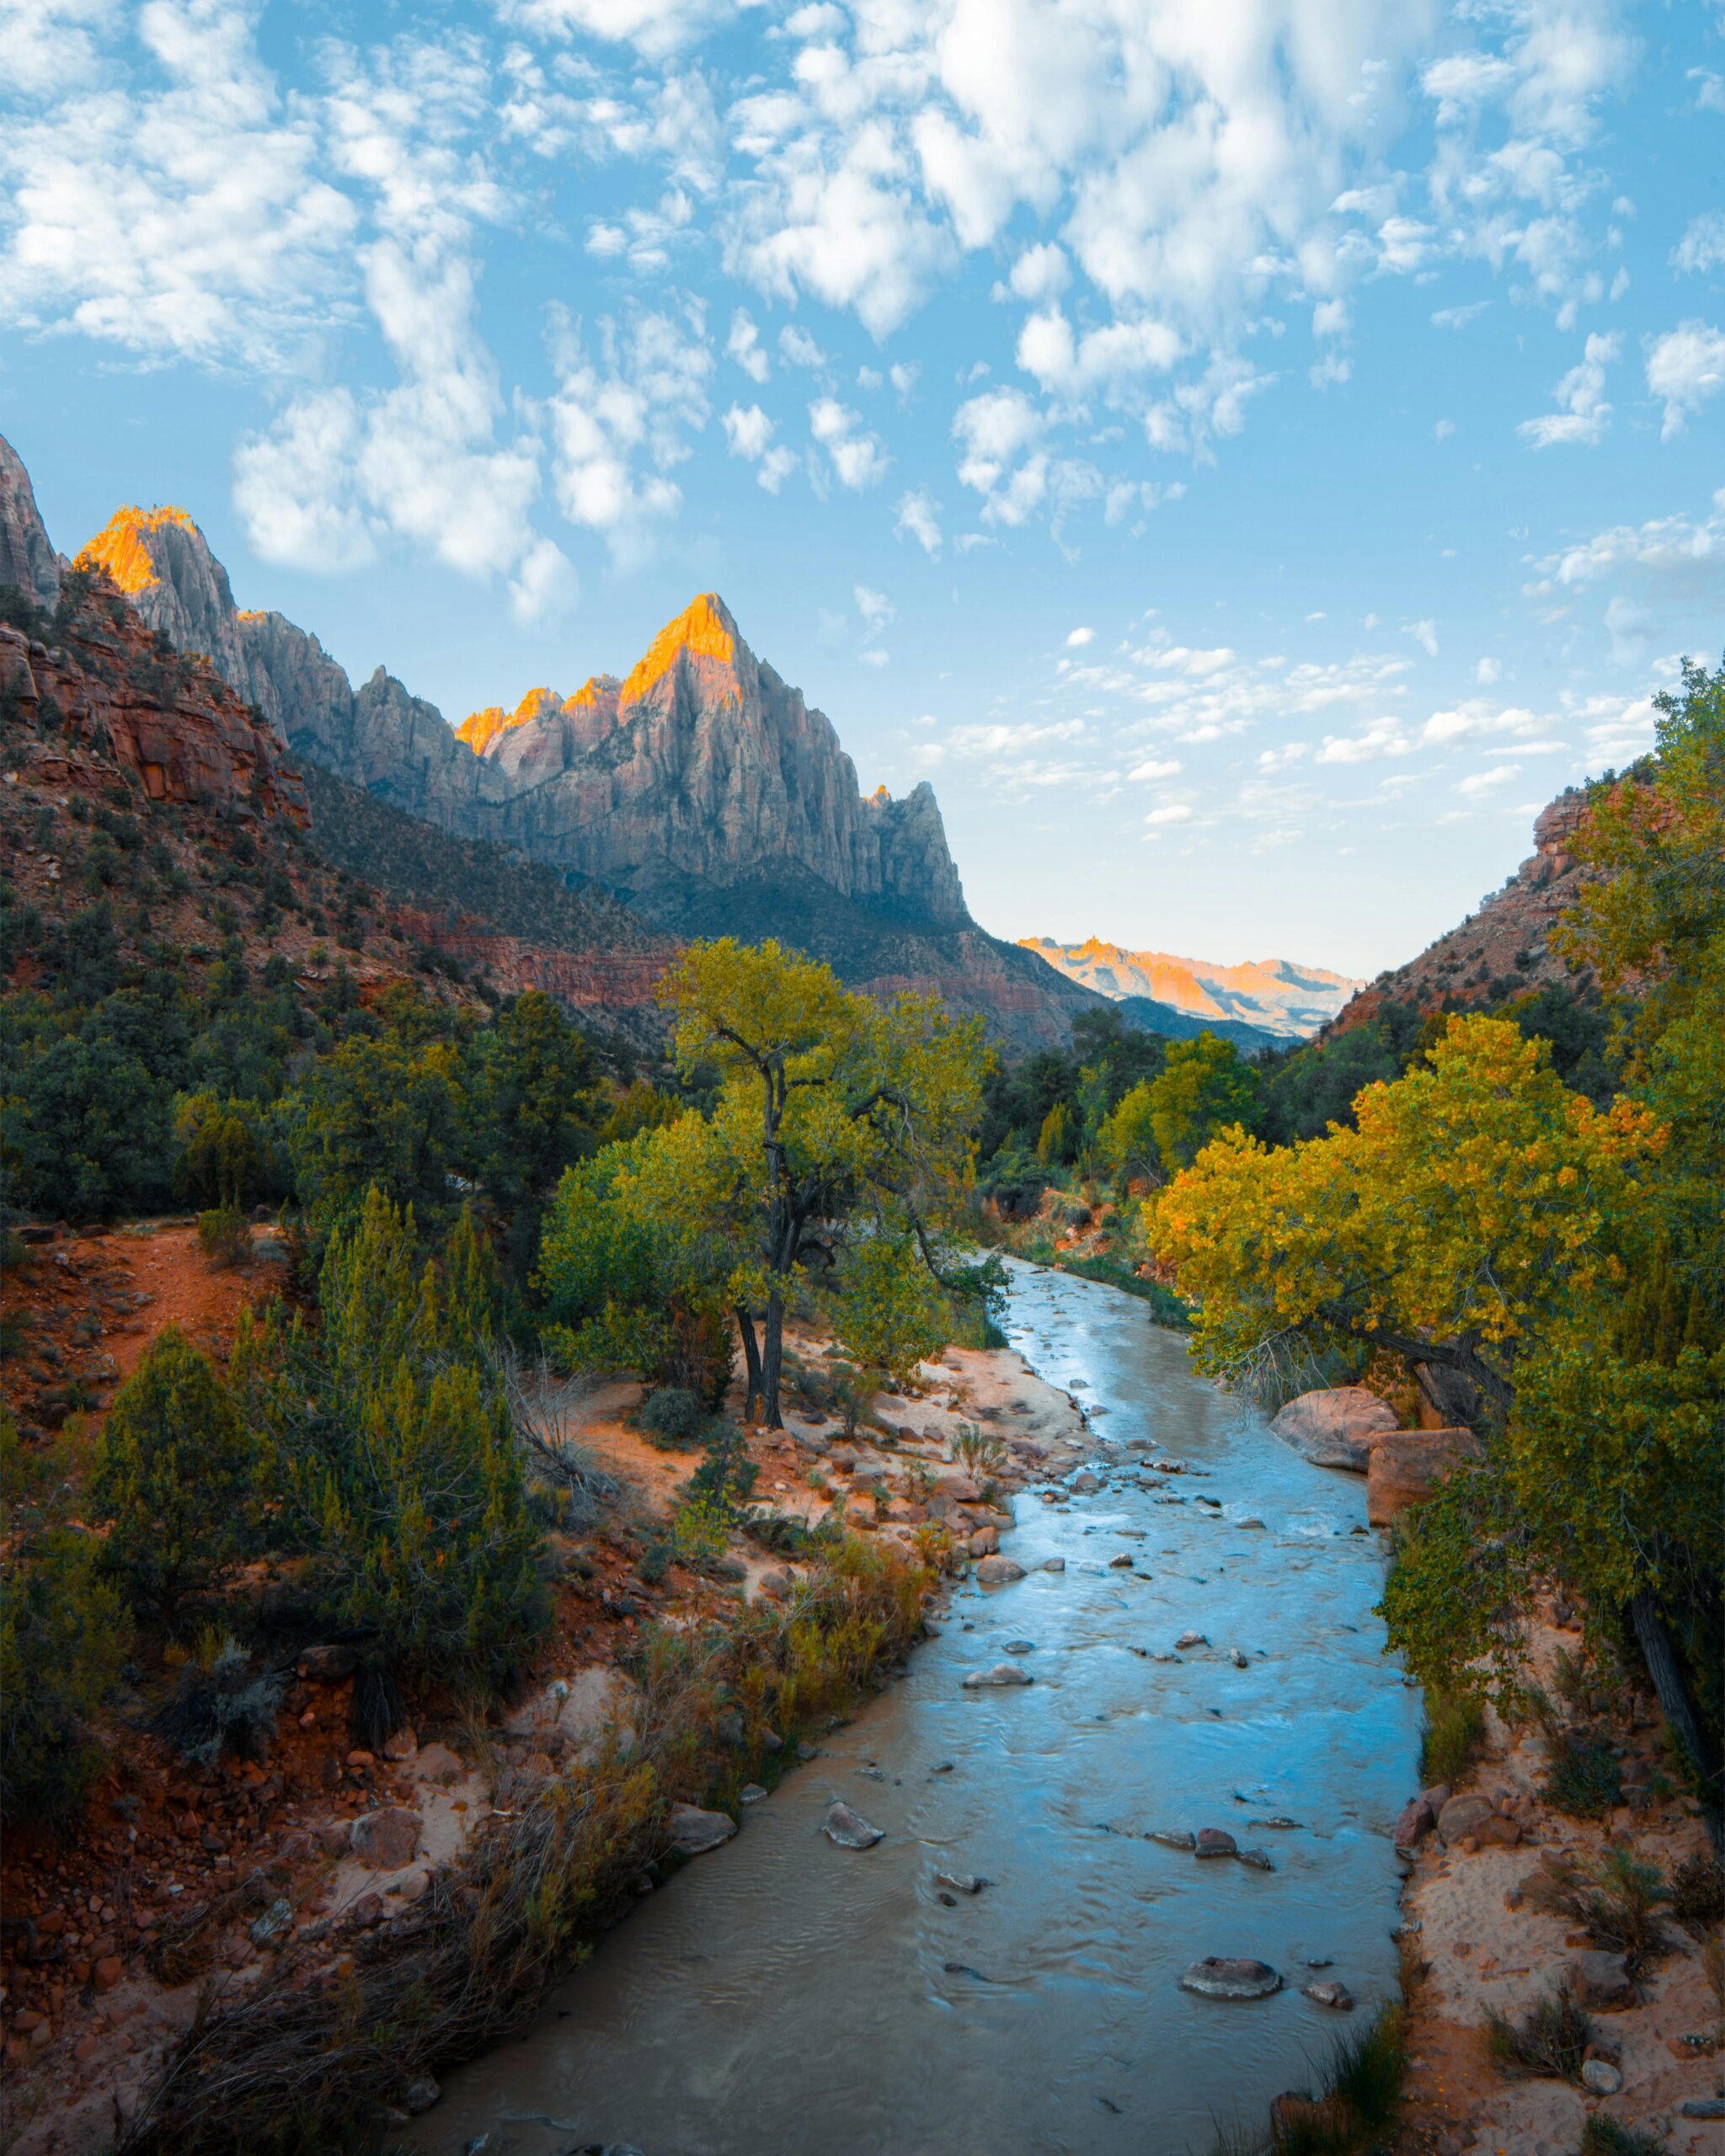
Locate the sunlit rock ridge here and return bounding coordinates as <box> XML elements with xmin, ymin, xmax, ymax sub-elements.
<box><xmin>77</xmin><ymin>510</ymin><xmax>969</xmax><ymax>932</ymax></box>
<box><xmin>1020</xmin><ymin>937</ymin><xmax>1363</xmax><ymax>1040</ymax></box>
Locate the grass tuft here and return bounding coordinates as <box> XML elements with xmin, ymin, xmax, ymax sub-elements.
<box><xmin>1483</xmin><ymin>1987</ymin><xmax>1594</xmax><ymax>2081</ymax></box>
<box><xmin>1544</xmin><ymin>1734</ymin><xmax>1623</xmax><ymax>1818</ymax></box>
<box><xmin>1420</xmin><ymin>1687</ymin><xmax>1485</xmax><ymax>1787</ymax></box>
<box><xmin>1579</xmin><ymin>2121</ymin><xmax>1668</xmax><ymax>2156</ymax></box>
<box><xmin>1525</xmin><ymin>1849</ymin><xmax>1670</xmax><ymax>1974</ymax></box>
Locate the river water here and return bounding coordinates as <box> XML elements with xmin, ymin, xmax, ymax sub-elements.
<box><xmin>415</xmin><ymin>1264</ymin><xmax>1422</xmax><ymax>2156</ymax></box>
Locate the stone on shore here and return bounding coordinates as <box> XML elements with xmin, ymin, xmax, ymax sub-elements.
<box><xmin>1435</xmin><ymin>1793</ymin><xmax>1495</xmax><ymax>1845</ymax></box>
<box><xmin>1366</xmin><ymin>1430</ymin><xmax>1482</xmax><ymax>1527</ymax></box>
<box><xmin>350</xmin><ymin>1806</ymin><xmax>422</xmax><ymax>1870</ymax></box>
<box><xmin>1180</xmin><ymin>1957</ymin><xmax>1283</xmax><ymax>2000</ymax></box>
<box><xmin>823</xmin><ymin>1801</ymin><xmax>884</xmax><ymax>1849</ymax></box>
<box><xmin>667</xmin><ymin>1803</ymin><xmax>737</xmax><ymax>1856</ymax></box>
<box><xmin>975</xmin><ymin>1556</ymin><xmax>1025</xmax><ymax>1584</ymax></box>
<box><xmin>1269</xmin><ymin>1387</ymin><xmax>1398</xmax><ymax>1471</ymax></box>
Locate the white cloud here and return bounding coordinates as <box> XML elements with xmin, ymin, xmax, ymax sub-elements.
<box><xmin>495</xmin><ymin>0</ymin><xmax>737</xmax><ymax>61</ymax></box>
<box><xmin>895</xmin><ymin>486</ymin><xmax>942</xmax><ymax>555</ymax></box>
<box><xmin>1518</xmin><ymin>331</ymin><xmax>1619</xmax><ymax>449</ymax></box>
<box><xmin>726</xmin><ymin>306</ymin><xmax>769</xmax><ymax>381</ymax></box>
<box><xmin>1403</xmin><ymin>617</ymin><xmax>1439</xmax><ymax>657</ymax></box>
<box><xmin>1127</xmin><ymin>755</ymin><xmax>1182</xmax><ymax>780</ymax></box>
<box><xmin>809</xmin><ymin>395</ymin><xmax>887</xmax><ymax>488</ymax></box>
<box><xmin>1535</xmin><ymin>499</ymin><xmax>1725</xmax><ymax>600</ymax></box>
<box><xmin>1144</xmin><ymin>803</ymin><xmax>1194</xmax><ymax>826</ymax></box>
<box><xmin>1003</xmin><ymin>242</ymin><xmax>1070</xmax><ymax>303</ymax></box>
<box><xmin>1315</xmin><ymin>718</ymin><xmax>1412</xmax><ymax>764</ymax></box>
<box><xmin>1476</xmin><ymin>656</ymin><xmax>1502</xmax><ymax>686</ymax></box>
<box><xmin>1644</xmin><ymin>322</ymin><xmax>1725</xmax><ymax>440</ymax></box>
<box><xmin>1672</xmin><ymin>211</ymin><xmax>1725</xmax><ymax>278</ymax></box>
<box><xmin>1457</xmin><ymin>763</ymin><xmax>1519</xmax><ymax>796</ymax></box>
<box><xmin>854</xmin><ymin>581</ymin><xmax>893</xmax><ymax>627</ymax></box>
<box><xmin>722</xmin><ymin>401</ymin><xmax>773</xmax><ymax>460</ymax></box>
<box><xmin>1065</xmin><ymin>626</ymin><xmax>1095</xmax><ymax>648</ymax></box>
<box><xmin>778</xmin><ymin>323</ymin><xmax>826</xmax><ymax>367</ymax></box>
<box><xmin>546</xmin><ymin>298</ymin><xmax>713</xmax><ymax>562</ymax></box>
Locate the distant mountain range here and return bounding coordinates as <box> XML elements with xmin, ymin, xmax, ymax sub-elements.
<box><xmin>1020</xmin><ymin>937</ymin><xmax>1363</xmax><ymax>1047</ymax></box>
<box><xmin>3</xmin><ymin>450</ymin><xmax>1098</xmax><ymax>1047</ymax></box>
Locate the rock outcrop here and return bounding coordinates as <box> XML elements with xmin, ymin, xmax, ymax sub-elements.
<box><xmin>48</xmin><ymin>464</ymin><xmax>1098</xmax><ymax>1045</ymax></box>
<box><xmin>1327</xmin><ymin>795</ymin><xmax>1595</xmax><ymax>1038</ymax></box>
<box><xmin>1268</xmin><ymin>1386</ymin><xmax>1401</xmax><ymax>1471</ymax></box>
<box><xmin>1022</xmin><ymin>936</ymin><xmax>1361</xmax><ymax>1040</ymax></box>
<box><xmin>0</xmin><ymin>435</ymin><xmax>63</xmax><ymax>608</ymax></box>
<box><xmin>1366</xmin><ymin>1430</ymin><xmax>1483</xmax><ymax>1527</ymax></box>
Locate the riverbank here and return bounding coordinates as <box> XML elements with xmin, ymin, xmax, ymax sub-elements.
<box><xmin>0</xmin><ymin>1248</ymin><xmax>1091</xmax><ymax>2155</ymax></box>
<box><xmin>1390</xmin><ymin>1606</ymin><xmax>1722</xmax><ymax>2156</ymax></box>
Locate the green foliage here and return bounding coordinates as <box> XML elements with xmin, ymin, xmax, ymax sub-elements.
<box><xmin>1144</xmin><ymin>1032</ymin><xmax>1259</xmax><ymax>1170</ymax></box>
<box><xmin>197</xmin><ymin>1203</ymin><xmax>251</xmax><ymax>1268</ymax></box>
<box><xmin>1579</xmin><ymin>2121</ymin><xmax>1669</xmax><ymax>2156</ymax></box>
<box><xmin>286</xmin><ymin>1027</ymin><xmax>465</xmax><ymax>1251</ymax></box>
<box><xmin>0</xmin><ymin>1417</ymin><xmax>128</xmax><ymax>1822</ymax></box>
<box><xmin>1544</xmin><ymin>1735</ymin><xmax>1624</xmax><ymax>1819</ymax></box>
<box><xmin>684</xmin><ymin>1424</ymin><xmax>759</xmax><ymax>1517</ymax></box>
<box><xmin>91</xmin><ymin>1326</ymin><xmax>256</xmax><ymax>1620</ymax></box>
<box><xmin>152</xmin><ymin>1635</ymin><xmax>286</xmax><ymax>1771</ymax></box>
<box><xmin>637</xmin><ymin>1386</ymin><xmax>709</xmax><ymax>1449</ymax></box>
<box><xmin>235</xmin><ymin>1188</ymin><xmax>547</xmax><ymax>1692</ymax></box>
<box><xmin>174</xmin><ymin>1089</ymin><xmax>270</xmax><ymax>1209</ymax></box>
<box><xmin>1420</xmin><ymin>1687</ymin><xmax>1486</xmax><ymax>1786</ymax></box>
<box><xmin>831</xmin><ymin>1231</ymin><xmax>950</xmax><ymax>1384</ymax></box>
<box><xmin>1526</xmin><ymin>1849</ymin><xmax>1670</xmax><ymax>1972</ymax></box>
<box><xmin>1669</xmin><ymin>1850</ymin><xmax>1725</xmax><ymax>1935</ymax></box>
<box><xmin>1097</xmin><ymin>1077</ymin><xmax>1160</xmax><ymax>1177</ymax></box>
<box><xmin>1036</xmin><ymin>1099</ymin><xmax>1075</xmax><ymax>1166</ymax></box>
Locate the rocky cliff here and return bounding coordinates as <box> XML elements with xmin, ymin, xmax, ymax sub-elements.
<box><xmin>0</xmin><ymin>435</ymin><xmax>63</xmax><ymax>609</ymax></box>
<box><xmin>25</xmin><ymin>446</ymin><xmax>1098</xmax><ymax>1045</ymax></box>
<box><xmin>1022</xmin><ymin>936</ymin><xmax>1361</xmax><ymax>1038</ymax></box>
<box><xmin>1326</xmin><ymin>794</ymin><xmax>1594</xmax><ymax>1036</ymax></box>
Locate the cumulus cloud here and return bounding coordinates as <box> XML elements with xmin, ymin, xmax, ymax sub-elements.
<box><xmin>726</xmin><ymin>307</ymin><xmax>769</xmax><ymax>381</ymax></box>
<box><xmin>1671</xmin><ymin>211</ymin><xmax>1725</xmax><ymax>278</ymax></box>
<box><xmin>895</xmin><ymin>487</ymin><xmax>942</xmax><ymax>554</ymax></box>
<box><xmin>1518</xmin><ymin>332</ymin><xmax>1619</xmax><ymax>448</ymax></box>
<box><xmin>854</xmin><ymin>581</ymin><xmax>893</xmax><ymax>627</ymax></box>
<box><xmin>1065</xmin><ymin>626</ymin><xmax>1095</xmax><ymax>648</ymax></box>
<box><xmin>1644</xmin><ymin>322</ymin><xmax>1725</xmax><ymax>440</ymax></box>
<box><xmin>809</xmin><ymin>396</ymin><xmax>888</xmax><ymax>488</ymax></box>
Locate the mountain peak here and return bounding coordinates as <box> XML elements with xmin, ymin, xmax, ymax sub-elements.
<box><xmin>456</xmin><ymin>686</ymin><xmax>562</xmax><ymax>755</ymax></box>
<box><xmin>621</xmin><ymin>592</ymin><xmax>740</xmax><ymax>706</ymax></box>
<box><xmin>78</xmin><ymin>504</ymin><xmax>206</xmax><ymax>596</ymax></box>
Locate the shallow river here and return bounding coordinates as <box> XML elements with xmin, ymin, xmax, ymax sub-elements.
<box><xmin>416</xmin><ymin>1264</ymin><xmax>1422</xmax><ymax>2156</ymax></box>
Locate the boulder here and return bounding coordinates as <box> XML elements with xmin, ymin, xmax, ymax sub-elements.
<box><xmin>402</xmin><ymin>2075</ymin><xmax>441</xmax><ymax>2116</ymax></box>
<box><xmin>1302</xmin><ymin>1979</ymin><xmax>1354</xmax><ymax>2009</ymax></box>
<box><xmin>350</xmin><ymin>1807</ymin><xmax>422</xmax><ymax>1871</ymax></box>
<box><xmin>962</xmin><ymin>1663</ymin><xmax>1033</xmax><ymax>1689</ymax></box>
<box><xmin>1393</xmin><ymin>1797</ymin><xmax>1435</xmax><ymax>1849</ymax></box>
<box><xmin>739</xmin><ymin>1783</ymin><xmax>768</xmax><ymax>1805</ymax></box>
<box><xmin>823</xmin><ymin>1801</ymin><xmax>883</xmax><ymax>1849</ymax></box>
<box><xmin>757</xmin><ymin>1568</ymin><xmax>794</xmax><ymax>1601</ymax></box>
<box><xmin>667</xmin><ymin>1804</ymin><xmax>736</xmax><ymax>1857</ymax></box>
<box><xmin>969</xmin><ymin>1526</ymin><xmax>999</xmax><ymax>1557</ymax></box>
<box><xmin>1175</xmin><ymin>1630</ymin><xmax>1207</xmax><ymax>1650</ymax></box>
<box><xmin>1580</xmin><ymin>2059</ymin><xmax>1622</xmax><ymax>2095</ymax></box>
<box><xmin>1269</xmin><ymin>1387</ymin><xmax>1399</xmax><ymax>1471</ymax></box>
<box><xmin>1367</xmin><ymin>1431</ymin><xmax>1482</xmax><ymax>1527</ymax></box>
<box><xmin>1569</xmin><ymin>1951</ymin><xmax>1635</xmax><ymax>2010</ymax></box>
<box><xmin>1194</xmin><ymin>1828</ymin><xmax>1238</xmax><ymax>1859</ymax></box>
<box><xmin>975</xmin><ymin>1556</ymin><xmax>1025</xmax><ymax>1585</ymax></box>
<box><xmin>1146</xmin><ymin>1829</ymin><xmax>1196</xmax><ymax>1849</ymax></box>
<box><xmin>1435</xmin><ymin>1794</ymin><xmax>1495</xmax><ymax>1846</ymax></box>
<box><xmin>1180</xmin><ymin>1957</ymin><xmax>1283</xmax><ymax>2000</ymax></box>
<box><xmin>1042</xmin><ymin>1557</ymin><xmax>1065</xmax><ymax>1572</ymax></box>
<box><xmin>297</xmin><ymin>1644</ymin><xmax>359</xmax><ymax>1683</ymax></box>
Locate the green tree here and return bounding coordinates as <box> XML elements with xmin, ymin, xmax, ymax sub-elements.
<box><xmin>89</xmin><ymin>1327</ymin><xmax>256</xmax><ymax>1620</ymax></box>
<box><xmin>1</xmin><ymin>1418</ymin><xmax>128</xmax><ymax>1822</ymax></box>
<box><xmin>642</xmin><ymin>939</ymin><xmax>984</xmax><ymax>1427</ymax></box>
<box><xmin>285</xmin><ymin>1028</ymin><xmax>465</xmax><ymax>1250</ymax></box>
<box><xmin>460</xmin><ymin>990</ymin><xmax>601</xmax><ymax>1278</ymax></box>
<box><xmin>1098</xmin><ymin>1078</ymin><xmax>1161</xmax><ymax>1181</ymax></box>
<box><xmin>1035</xmin><ymin>1100</ymin><xmax>1075</xmax><ymax>1166</ymax></box>
<box><xmin>832</xmin><ymin>1230</ymin><xmax>952</xmax><ymax>1385</ymax></box>
<box><xmin>1145</xmin><ymin>1032</ymin><xmax>1259</xmax><ymax>1170</ymax></box>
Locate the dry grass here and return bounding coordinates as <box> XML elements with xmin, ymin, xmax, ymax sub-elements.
<box><xmin>1524</xmin><ymin>1849</ymin><xmax>1672</xmax><ymax>1975</ymax></box>
<box><xmin>118</xmin><ymin>1534</ymin><xmax>929</xmax><ymax>2156</ymax></box>
<box><xmin>1483</xmin><ymin>1987</ymin><xmax>1594</xmax><ymax>2081</ymax></box>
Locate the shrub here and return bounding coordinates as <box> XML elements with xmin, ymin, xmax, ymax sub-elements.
<box><xmin>1669</xmin><ymin>1850</ymin><xmax>1725</xmax><ymax>1937</ymax></box>
<box><xmin>828</xmin><ymin>1361</ymin><xmax>873</xmax><ymax>1438</ymax></box>
<box><xmin>637</xmin><ymin>1385</ymin><xmax>708</xmax><ymax>1449</ymax></box>
<box><xmin>1579</xmin><ymin>2121</ymin><xmax>1668</xmax><ymax>2156</ymax></box>
<box><xmin>1</xmin><ymin>1420</ymin><xmax>128</xmax><ymax>1823</ymax></box>
<box><xmin>1420</xmin><ymin>1687</ymin><xmax>1486</xmax><ymax>1786</ymax></box>
<box><xmin>685</xmin><ymin>1425</ymin><xmax>759</xmax><ymax>1516</ymax></box>
<box><xmin>1483</xmin><ymin>1988</ymin><xmax>1594</xmax><ymax>2080</ymax></box>
<box><xmin>1526</xmin><ymin>1849</ymin><xmax>1671</xmax><ymax>1973</ymax></box>
<box><xmin>90</xmin><ymin>1328</ymin><xmax>256</xmax><ymax>1620</ymax></box>
<box><xmin>197</xmin><ymin>1203</ymin><xmax>252</xmax><ymax>1269</ymax></box>
<box><xmin>953</xmin><ymin>1422</ymin><xmax>1006</xmax><ymax>1478</ymax></box>
<box><xmin>1544</xmin><ymin>1734</ymin><xmax>1623</xmax><ymax>1818</ymax></box>
<box><xmin>152</xmin><ymin>1636</ymin><xmax>285</xmax><ymax>1769</ymax></box>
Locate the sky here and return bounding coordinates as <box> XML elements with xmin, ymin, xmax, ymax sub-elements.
<box><xmin>3</xmin><ymin>0</ymin><xmax>1722</xmax><ymax>979</ymax></box>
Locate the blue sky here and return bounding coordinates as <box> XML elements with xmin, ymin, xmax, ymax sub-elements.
<box><xmin>3</xmin><ymin>0</ymin><xmax>1722</xmax><ymax>978</ymax></box>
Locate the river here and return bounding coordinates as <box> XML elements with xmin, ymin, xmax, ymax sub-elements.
<box><xmin>412</xmin><ymin>1262</ymin><xmax>1422</xmax><ymax>2156</ymax></box>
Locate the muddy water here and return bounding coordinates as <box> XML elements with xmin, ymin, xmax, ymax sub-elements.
<box><xmin>415</xmin><ymin>1265</ymin><xmax>1421</xmax><ymax>2156</ymax></box>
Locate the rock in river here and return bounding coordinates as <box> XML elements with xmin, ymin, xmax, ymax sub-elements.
<box><xmin>823</xmin><ymin>1801</ymin><xmax>884</xmax><ymax>1849</ymax></box>
<box><xmin>1175</xmin><ymin>1630</ymin><xmax>1207</xmax><ymax>1650</ymax></box>
<box><xmin>668</xmin><ymin>1804</ymin><xmax>737</xmax><ymax>1856</ymax></box>
<box><xmin>1268</xmin><ymin>1387</ymin><xmax>1397</xmax><ymax>1471</ymax></box>
<box><xmin>1194</xmin><ymin>1828</ymin><xmax>1237</xmax><ymax>1859</ymax></box>
<box><xmin>1041</xmin><ymin>1557</ymin><xmax>1065</xmax><ymax>1572</ymax></box>
<box><xmin>1147</xmin><ymin>1829</ymin><xmax>1195</xmax><ymax>1849</ymax></box>
<box><xmin>1302</xmin><ymin>1979</ymin><xmax>1354</xmax><ymax>2010</ymax></box>
<box><xmin>1180</xmin><ymin>1957</ymin><xmax>1283</xmax><ymax>2000</ymax></box>
<box><xmin>975</xmin><ymin>1556</ymin><xmax>1026</xmax><ymax>1584</ymax></box>
<box><xmin>963</xmin><ymin>1663</ymin><xmax>1034</xmax><ymax>1689</ymax></box>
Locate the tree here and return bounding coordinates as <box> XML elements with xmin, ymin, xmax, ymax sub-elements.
<box><xmin>460</xmin><ymin>991</ymin><xmax>601</xmax><ymax>1279</ymax></box>
<box><xmin>90</xmin><ymin>1327</ymin><xmax>257</xmax><ymax>1620</ymax></box>
<box><xmin>832</xmin><ymin>1230</ymin><xmax>951</xmax><ymax>1385</ymax></box>
<box><xmin>654</xmin><ymin>939</ymin><xmax>985</xmax><ymax>1427</ymax></box>
<box><xmin>286</xmin><ymin>1028</ymin><xmax>464</xmax><ymax>1249</ymax></box>
<box><xmin>1098</xmin><ymin>1078</ymin><xmax>1160</xmax><ymax>1181</ymax></box>
<box><xmin>1144</xmin><ymin>1032</ymin><xmax>1259</xmax><ymax>1170</ymax></box>
<box><xmin>1152</xmin><ymin>1015</ymin><xmax>1660</xmax><ymax>1417</ymax></box>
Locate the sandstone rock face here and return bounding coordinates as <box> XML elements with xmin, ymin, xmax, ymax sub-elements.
<box><xmin>1327</xmin><ymin>787</ymin><xmax>1597</xmax><ymax>1037</ymax></box>
<box><xmin>1269</xmin><ymin>1387</ymin><xmax>1400</xmax><ymax>1471</ymax></box>
<box><xmin>0</xmin><ymin>434</ymin><xmax>63</xmax><ymax>606</ymax></box>
<box><xmin>1367</xmin><ymin>1430</ymin><xmax>1482</xmax><ymax>1527</ymax></box>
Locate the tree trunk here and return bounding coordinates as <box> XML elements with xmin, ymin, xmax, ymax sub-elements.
<box><xmin>1630</xmin><ymin>1589</ymin><xmax>1723</xmax><ymax>1850</ymax></box>
<box><xmin>734</xmin><ymin>1306</ymin><xmax>763</xmax><ymax>1423</ymax></box>
<box><xmin>761</xmin><ymin>1283</ymin><xmax>786</xmax><ymax>1430</ymax></box>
